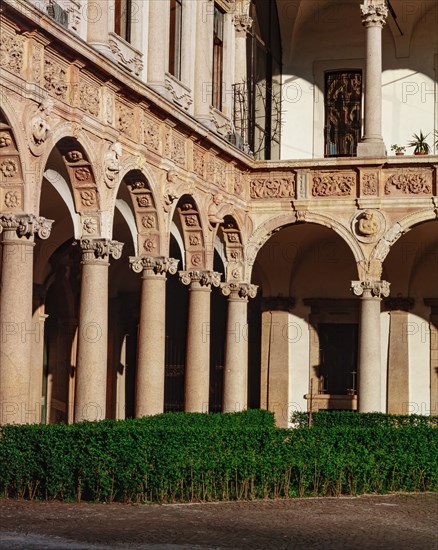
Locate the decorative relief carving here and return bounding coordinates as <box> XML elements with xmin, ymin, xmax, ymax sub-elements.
<box><xmin>373</xmin><ymin>223</ymin><xmax>403</xmax><ymax>262</ymax></box>
<box><xmin>250</xmin><ymin>176</ymin><xmax>295</xmax><ymax>199</ymax></box>
<box><xmin>29</xmin><ymin>99</ymin><xmax>54</xmax><ymax>147</ymax></box>
<box><xmin>4</xmin><ymin>190</ymin><xmax>20</xmax><ymax>209</ymax></box>
<box><xmin>221</xmin><ymin>282</ymin><xmax>258</xmax><ymax>300</ymax></box>
<box><xmin>117</xmin><ymin>103</ymin><xmax>134</xmax><ymax>137</ymax></box>
<box><xmin>214</xmin><ymin>158</ymin><xmax>227</xmax><ymax>189</ymax></box>
<box><xmin>210</xmin><ymin>109</ymin><xmax>232</xmax><ymax>137</ymax></box>
<box><xmin>362</xmin><ymin>173</ymin><xmax>378</xmax><ymax>195</ymax></box>
<box><xmin>44</xmin><ymin>59</ymin><xmax>68</xmax><ymax>99</ymax></box>
<box><xmin>193</xmin><ymin>147</ymin><xmax>205</xmax><ymax>179</ymax></box>
<box><xmin>79</xmin><ymin>238</ymin><xmax>123</xmax><ymax>261</ymax></box>
<box><xmin>179</xmin><ymin>270</ymin><xmax>221</xmax><ymax>288</ymax></box>
<box><xmin>233</xmin><ymin>15</ymin><xmax>253</xmax><ymax>34</ymax></box>
<box><xmin>80</xmin><ymin>190</ymin><xmax>97</xmax><ymax>208</ymax></box>
<box><xmin>0</xmin><ymin>132</ymin><xmax>13</xmax><ymax>148</ymax></box>
<box><xmin>351</xmin><ymin>280</ymin><xmax>390</xmax><ymax>298</ymax></box>
<box><xmin>165</xmin><ymin>76</ymin><xmax>193</xmax><ymax>111</ymax></box>
<box><xmin>189</xmin><ymin>234</ymin><xmax>200</xmax><ymax>246</ymax></box>
<box><xmin>0</xmin><ymin>159</ymin><xmax>18</xmax><ymax>178</ymax></box>
<box><xmin>66</xmin><ymin>150</ymin><xmax>83</xmax><ymax>162</ymax></box>
<box><xmin>82</xmin><ymin>217</ymin><xmax>98</xmax><ymax>234</ymax></box>
<box><xmin>171</xmin><ymin>134</ymin><xmax>186</xmax><ymax>167</ymax></box>
<box><xmin>191</xmin><ymin>253</ymin><xmax>202</xmax><ymax>266</ymax></box>
<box><xmin>109</xmin><ymin>36</ymin><xmax>143</xmax><ymax>76</ymax></box>
<box><xmin>104</xmin><ymin>142</ymin><xmax>122</xmax><ymax>188</ymax></box>
<box><xmin>104</xmin><ymin>94</ymin><xmax>114</xmax><ymax>124</ymax></box>
<box><xmin>312</xmin><ymin>172</ymin><xmax>355</xmax><ymax>197</ymax></box>
<box><xmin>0</xmin><ymin>214</ymin><xmax>53</xmax><ymax>240</ymax></box>
<box><xmin>384</xmin><ymin>170</ymin><xmax>432</xmax><ymax>195</ymax></box>
<box><xmin>31</xmin><ymin>42</ymin><xmax>43</xmax><ymax>84</ymax></box>
<box><xmin>208</xmin><ymin>193</ymin><xmax>225</xmax><ymax>226</ymax></box>
<box><xmin>352</xmin><ymin>209</ymin><xmax>385</xmax><ymax>244</ymax></box>
<box><xmin>80</xmin><ymin>81</ymin><xmax>100</xmax><ymax>117</ymax></box>
<box><xmin>0</xmin><ymin>32</ymin><xmax>24</xmax><ymax>73</ymax></box>
<box><xmin>185</xmin><ymin>214</ymin><xmax>198</xmax><ymax>227</ymax></box>
<box><xmin>137</xmin><ymin>195</ymin><xmax>151</xmax><ymax>208</ymax></box>
<box><xmin>143</xmin><ymin>115</ymin><xmax>161</xmax><ymax>153</ymax></box>
<box><xmin>129</xmin><ymin>256</ymin><xmax>179</xmax><ymax>275</ymax></box>
<box><xmin>360</xmin><ymin>0</ymin><xmax>388</xmax><ymax>27</ymax></box>
<box><xmin>164</xmin><ymin>128</ymin><xmax>171</xmax><ymax>159</ymax></box>
<box><xmin>74</xmin><ymin>167</ymin><xmax>91</xmax><ymax>182</ymax></box>
<box><xmin>143</xmin><ymin>238</ymin><xmax>156</xmax><ymax>253</ymax></box>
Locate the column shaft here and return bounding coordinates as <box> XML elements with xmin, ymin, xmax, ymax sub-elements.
<box><xmin>87</xmin><ymin>0</ymin><xmax>111</xmax><ymax>54</ymax></box>
<box><xmin>194</xmin><ymin>2</ymin><xmax>213</xmax><ymax>123</ymax></box>
<box><xmin>147</xmin><ymin>0</ymin><xmax>170</xmax><ymax>88</ymax></box>
<box><xmin>223</xmin><ymin>298</ymin><xmax>247</xmax><ymax>412</ymax></box>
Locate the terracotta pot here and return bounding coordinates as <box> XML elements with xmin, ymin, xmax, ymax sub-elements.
<box><xmin>395</xmin><ymin>152</ymin><xmax>404</xmax><ymax>156</ymax></box>
<box><xmin>414</xmin><ymin>151</ymin><xmax>427</xmax><ymax>155</ymax></box>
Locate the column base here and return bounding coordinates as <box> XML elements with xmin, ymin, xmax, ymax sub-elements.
<box><xmin>356</xmin><ymin>141</ymin><xmax>387</xmax><ymax>158</ymax></box>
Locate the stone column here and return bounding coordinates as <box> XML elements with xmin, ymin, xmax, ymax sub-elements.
<box><xmin>129</xmin><ymin>256</ymin><xmax>179</xmax><ymax>417</ymax></box>
<box><xmin>194</xmin><ymin>1</ymin><xmax>214</xmax><ymax>125</ymax></box>
<box><xmin>0</xmin><ymin>215</ymin><xmax>53</xmax><ymax>424</ymax></box>
<box><xmin>220</xmin><ymin>282</ymin><xmax>258</xmax><ymax>413</ymax></box>
<box><xmin>147</xmin><ymin>0</ymin><xmax>171</xmax><ymax>94</ymax></box>
<box><xmin>86</xmin><ymin>0</ymin><xmax>112</xmax><ymax>55</ymax></box>
<box><xmin>425</xmin><ymin>299</ymin><xmax>438</xmax><ymax>416</ymax></box>
<box><xmin>74</xmin><ymin>239</ymin><xmax>123</xmax><ymax>423</ymax></box>
<box><xmin>357</xmin><ymin>0</ymin><xmax>388</xmax><ymax>157</ymax></box>
<box><xmin>352</xmin><ymin>280</ymin><xmax>390</xmax><ymax>412</ymax></box>
<box><xmin>233</xmin><ymin>13</ymin><xmax>253</xmax><ymax>146</ymax></box>
<box><xmin>179</xmin><ymin>270</ymin><xmax>221</xmax><ymax>412</ymax></box>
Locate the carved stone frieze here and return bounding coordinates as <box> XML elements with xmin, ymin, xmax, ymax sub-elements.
<box><xmin>312</xmin><ymin>172</ymin><xmax>356</xmax><ymax>197</ymax></box>
<box><xmin>165</xmin><ymin>76</ymin><xmax>193</xmax><ymax>111</ymax></box>
<box><xmin>221</xmin><ymin>282</ymin><xmax>258</xmax><ymax>300</ymax></box>
<box><xmin>143</xmin><ymin>115</ymin><xmax>161</xmax><ymax>153</ymax></box>
<box><xmin>44</xmin><ymin>59</ymin><xmax>68</xmax><ymax>99</ymax></box>
<box><xmin>109</xmin><ymin>36</ymin><xmax>143</xmax><ymax>76</ymax></box>
<box><xmin>193</xmin><ymin>147</ymin><xmax>205</xmax><ymax>179</ymax></box>
<box><xmin>117</xmin><ymin>103</ymin><xmax>134</xmax><ymax>138</ymax></box>
<box><xmin>360</xmin><ymin>1</ymin><xmax>388</xmax><ymax>27</ymax></box>
<box><xmin>80</xmin><ymin>80</ymin><xmax>100</xmax><ymax>117</ymax></box>
<box><xmin>210</xmin><ymin>109</ymin><xmax>232</xmax><ymax>137</ymax></box>
<box><xmin>129</xmin><ymin>255</ymin><xmax>179</xmax><ymax>276</ymax></box>
<box><xmin>351</xmin><ymin>280</ymin><xmax>390</xmax><ymax>298</ymax></box>
<box><xmin>171</xmin><ymin>134</ymin><xmax>186</xmax><ymax>168</ymax></box>
<box><xmin>0</xmin><ymin>31</ymin><xmax>24</xmax><ymax>74</ymax></box>
<box><xmin>179</xmin><ymin>270</ymin><xmax>221</xmax><ymax>288</ymax></box>
<box><xmin>361</xmin><ymin>172</ymin><xmax>378</xmax><ymax>196</ymax></box>
<box><xmin>79</xmin><ymin>238</ymin><xmax>123</xmax><ymax>261</ymax></box>
<box><xmin>0</xmin><ymin>214</ymin><xmax>53</xmax><ymax>240</ymax></box>
<box><xmin>31</xmin><ymin>42</ymin><xmax>43</xmax><ymax>84</ymax></box>
<box><xmin>250</xmin><ymin>176</ymin><xmax>295</xmax><ymax>199</ymax></box>
<box><xmin>384</xmin><ymin>169</ymin><xmax>432</xmax><ymax>195</ymax></box>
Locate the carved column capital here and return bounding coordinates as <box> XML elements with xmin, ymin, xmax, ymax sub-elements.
<box><xmin>351</xmin><ymin>280</ymin><xmax>390</xmax><ymax>298</ymax></box>
<box><xmin>179</xmin><ymin>270</ymin><xmax>221</xmax><ymax>289</ymax></box>
<box><xmin>233</xmin><ymin>14</ymin><xmax>253</xmax><ymax>34</ymax></box>
<box><xmin>360</xmin><ymin>1</ymin><xmax>388</xmax><ymax>27</ymax></box>
<box><xmin>221</xmin><ymin>282</ymin><xmax>258</xmax><ymax>301</ymax></box>
<box><xmin>129</xmin><ymin>255</ymin><xmax>179</xmax><ymax>277</ymax></box>
<box><xmin>0</xmin><ymin>214</ymin><xmax>53</xmax><ymax>240</ymax></box>
<box><xmin>79</xmin><ymin>238</ymin><xmax>124</xmax><ymax>263</ymax></box>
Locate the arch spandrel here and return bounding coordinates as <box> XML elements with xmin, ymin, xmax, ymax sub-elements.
<box><xmin>174</xmin><ymin>194</ymin><xmax>210</xmax><ymax>271</ymax></box>
<box><xmin>0</xmin><ymin>114</ymin><xmax>25</xmax><ymax>215</ymax></box>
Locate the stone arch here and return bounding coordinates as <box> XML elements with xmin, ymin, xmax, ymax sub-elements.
<box><xmin>247</xmin><ymin>211</ymin><xmax>364</xmax><ymax>280</ymax></box>
<box><xmin>174</xmin><ymin>193</ymin><xmax>209</xmax><ymax>270</ymax></box>
<box><xmin>371</xmin><ymin>209</ymin><xmax>438</xmax><ymax>264</ymax></box>
<box><xmin>0</xmin><ymin>108</ymin><xmax>26</xmax><ymax>214</ymax></box>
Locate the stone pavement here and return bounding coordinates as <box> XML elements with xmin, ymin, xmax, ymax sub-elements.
<box><xmin>0</xmin><ymin>493</ymin><xmax>437</xmax><ymax>549</ymax></box>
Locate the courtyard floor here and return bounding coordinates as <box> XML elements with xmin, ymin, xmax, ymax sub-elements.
<box><xmin>0</xmin><ymin>493</ymin><xmax>437</xmax><ymax>549</ymax></box>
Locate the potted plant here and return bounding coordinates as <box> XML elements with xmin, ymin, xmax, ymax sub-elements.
<box><xmin>408</xmin><ymin>131</ymin><xmax>431</xmax><ymax>155</ymax></box>
<box><xmin>390</xmin><ymin>144</ymin><xmax>405</xmax><ymax>156</ymax></box>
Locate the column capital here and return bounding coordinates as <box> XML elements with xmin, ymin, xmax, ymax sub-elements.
<box><xmin>0</xmin><ymin>214</ymin><xmax>53</xmax><ymax>240</ymax></box>
<box><xmin>221</xmin><ymin>282</ymin><xmax>258</xmax><ymax>301</ymax></box>
<box><xmin>179</xmin><ymin>270</ymin><xmax>221</xmax><ymax>289</ymax></box>
<box><xmin>233</xmin><ymin>15</ymin><xmax>253</xmax><ymax>35</ymax></box>
<box><xmin>79</xmin><ymin>238</ymin><xmax>123</xmax><ymax>262</ymax></box>
<box><xmin>351</xmin><ymin>280</ymin><xmax>390</xmax><ymax>298</ymax></box>
<box><xmin>129</xmin><ymin>255</ymin><xmax>179</xmax><ymax>277</ymax></box>
<box><xmin>360</xmin><ymin>1</ymin><xmax>388</xmax><ymax>27</ymax></box>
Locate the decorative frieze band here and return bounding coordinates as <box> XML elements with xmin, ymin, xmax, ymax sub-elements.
<box><xmin>79</xmin><ymin>238</ymin><xmax>123</xmax><ymax>262</ymax></box>
<box><xmin>384</xmin><ymin>169</ymin><xmax>432</xmax><ymax>195</ymax></box>
<box><xmin>179</xmin><ymin>270</ymin><xmax>221</xmax><ymax>289</ymax></box>
<box><xmin>0</xmin><ymin>214</ymin><xmax>53</xmax><ymax>240</ymax></box>
<box><xmin>250</xmin><ymin>175</ymin><xmax>295</xmax><ymax>199</ymax></box>
<box><xmin>221</xmin><ymin>282</ymin><xmax>258</xmax><ymax>300</ymax></box>
<box><xmin>129</xmin><ymin>256</ymin><xmax>179</xmax><ymax>276</ymax></box>
<box><xmin>312</xmin><ymin>172</ymin><xmax>356</xmax><ymax>197</ymax></box>
<box><xmin>351</xmin><ymin>280</ymin><xmax>390</xmax><ymax>298</ymax></box>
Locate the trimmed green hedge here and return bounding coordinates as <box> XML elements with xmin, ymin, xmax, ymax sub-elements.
<box><xmin>0</xmin><ymin>410</ymin><xmax>436</xmax><ymax>503</ymax></box>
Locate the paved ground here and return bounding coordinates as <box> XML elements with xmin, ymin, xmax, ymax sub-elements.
<box><xmin>0</xmin><ymin>493</ymin><xmax>437</xmax><ymax>549</ymax></box>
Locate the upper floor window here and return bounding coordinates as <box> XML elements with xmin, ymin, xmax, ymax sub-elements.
<box><xmin>115</xmin><ymin>0</ymin><xmax>132</xmax><ymax>42</ymax></box>
<box><xmin>212</xmin><ymin>5</ymin><xmax>224</xmax><ymax>110</ymax></box>
<box><xmin>169</xmin><ymin>0</ymin><xmax>183</xmax><ymax>80</ymax></box>
<box><xmin>324</xmin><ymin>71</ymin><xmax>362</xmax><ymax>157</ymax></box>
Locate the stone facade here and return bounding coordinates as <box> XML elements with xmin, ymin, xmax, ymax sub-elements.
<box><xmin>0</xmin><ymin>0</ymin><xmax>437</xmax><ymax>425</ymax></box>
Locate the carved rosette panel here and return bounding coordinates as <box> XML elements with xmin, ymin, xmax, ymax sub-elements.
<box><xmin>178</xmin><ymin>202</ymin><xmax>204</xmax><ymax>269</ymax></box>
<box><xmin>129</xmin><ymin>255</ymin><xmax>179</xmax><ymax>277</ymax></box>
<box><xmin>44</xmin><ymin>57</ymin><xmax>68</xmax><ymax>100</ymax></box>
<box><xmin>128</xmin><ymin>181</ymin><xmax>160</xmax><ymax>256</ymax></box>
<box><xmin>214</xmin><ymin>158</ymin><xmax>227</xmax><ymax>190</ymax></box>
<box><xmin>117</xmin><ymin>102</ymin><xmax>134</xmax><ymax>138</ymax></box>
<box><xmin>312</xmin><ymin>172</ymin><xmax>356</xmax><ymax>197</ymax></box>
<box><xmin>384</xmin><ymin>169</ymin><xmax>433</xmax><ymax>196</ymax></box>
<box><xmin>62</xmin><ymin>149</ymin><xmax>99</xmax><ymax>212</ymax></box>
<box><xmin>0</xmin><ymin>214</ymin><xmax>53</xmax><ymax>240</ymax></box>
<box><xmin>361</xmin><ymin>171</ymin><xmax>378</xmax><ymax>196</ymax></box>
<box><xmin>143</xmin><ymin>114</ymin><xmax>161</xmax><ymax>154</ymax></box>
<box><xmin>0</xmin><ymin>29</ymin><xmax>24</xmax><ymax>74</ymax></box>
<box><xmin>79</xmin><ymin>238</ymin><xmax>123</xmax><ymax>262</ymax></box>
<box><xmin>193</xmin><ymin>146</ymin><xmax>205</xmax><ymax>179</ymax></box>
<box><xmin>221</xmin><ymin>282</ymin><xmax>258</xmax><ymax>301</ymax></box>
<box><xmin>250</xmin><ymin>174</ymin><xmax>295</xmax><ymax>199</ymax></box>
<box><xmin>81</xmin><ymin>214</ymin><xmax>100</xmax><ymax>237</ymax></box>
<box><xmin>171</xmin><ymin>133</ymin><xmax>186</xmax><ymax>168</ymax></box>
<box><xmin>179</xmin><ymin>270</ymin><xmax>221</xmax><ymax>289</ymax></box>
<box><xmin>80</xmin><ymin>78</ymin><xmax>100</xmax><ymax>117</ymax></box>
<box><xmin>351</xmin><ymin>280</ymin><xmax>390</xmax><ymax>298</ymax></box>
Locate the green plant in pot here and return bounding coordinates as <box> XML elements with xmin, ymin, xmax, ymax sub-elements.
<box><xmin>408</xmin><ymin>131</ymin><xmax>430</xmax><ymax>155</ymax></box>
<box><xmin>390</xmin><ymin>144</ymin><xmax>405</xmax><ymax>155</ymax></box>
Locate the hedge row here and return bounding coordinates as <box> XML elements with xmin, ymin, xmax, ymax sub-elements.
<box><xmin>0</xmin><ymin>410</ymin><xmax>436</xmax><ymax>503</ymax></box>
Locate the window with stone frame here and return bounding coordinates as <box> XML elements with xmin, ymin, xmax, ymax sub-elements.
<box><xmin>212</xmin><ymin>4</ymin><xmax>225</xmax><ymax>111</ymax></box>
<box><xmin>115</xmin><ymin>0</ymin><xmax>132</xmax><ymax>42</ymax></box>
<box><xmin>169</xmin><ymin>0</ymin><xmax>183</xmax><ymax>80</ymax></box>
<box><xmin>324</xmin><ymin>70</ymin><xmax>362</xmax><ymax>157</ymax></box>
